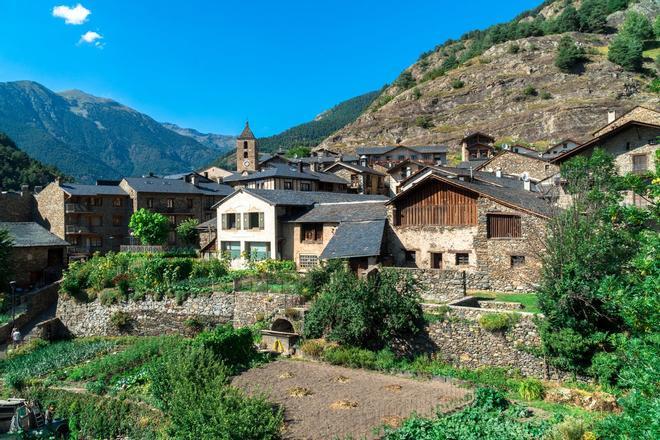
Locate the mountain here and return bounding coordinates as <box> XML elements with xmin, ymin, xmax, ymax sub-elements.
<box><xmin>0</xmin><ymin>81</ymin><xmax>230</xmax><ymax>182</ymax></box>
<box><xmin>0</xmin><ymin>132</ymin><xmax>67</xmax><ymax>191</ymax></box>
<box><xmin>212</xmin><ymin>90</ymin><xmax>379</xmax><ymax>169</ymax></box>
<box><xmin>161</xmin><ymin>123</ymin><xmax>235</xmax><ymax>153</ymax></box>
<box><xmin>318</xmin><ymin>0</ymin><xmax>660</xmax><ymax>158</ymax></box>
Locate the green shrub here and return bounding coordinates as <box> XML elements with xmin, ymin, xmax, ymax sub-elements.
<box><xmin>304</xmin><ymin>268</ymin><xmax>423</xmax><ymax>349</ymax></box>
<box><xmin>251</xmin><ymin>258</ymin><xmax>296</xmax><ymax>274</ymax></box>
<box><xmin>508</xmin><ymin>43</ymin><xmax>520</xmax><ymax>54</ymax></box>
<box><xmin>450</xmin><ymin>79</ymin><xmax>465</xmax><ymax>89</ymax></box>
<box><xmin>649</xmin><ymin>77</ymin><xmax>660</xmax><ymax>94</ymax></box>
<box><xmin>541</xmin><ymin>91</ymin><xmax>553</xmax><ymax>99</ymax></box>
<box><xmin>394</xmin><ymin>71</ymin><xmax>416</xmax><ymax>90</ymax></box>
<box><xmin>518</xmin><ymin>378</ymin><xmax>545</xmax><ymax>400</ymax></box>
<box><xmin>545</xmin><ymin>417</ymin><xmax>592</xmax><ymax>440</ymax></box>
<box><xmin>110</xmin><ymin>311</ymin><xmax>132</xmax><ymax>331</ymax></box>
<box><xmin>412</xmin><ymin>88</ymin><xmax>422</xmax><ymax>99</ymax></box>
<box><xmin>555</xmin><ymin>36</ymin><xmax>585</xmax><ymax>73</ymax></box>
<box><xmin>322</xmin><ymin>346</ymin><xmax>378</xmax><ymax>370</ymax></box>
<box><xmin>85</xmin><ymin>379</ymin><xmax>107</xmax><ymax>395</ymax></box>
<box><xmin>523</xmin><ymin>85</ymin><xmax>537</xmax><ymax>97</ymax></box>
<box><xmin>415</xmin><ymin>115</ymin><xmax>434</xmax><ymax>129</ymax></box>
<box><xmin>195</xmin><ymin>324</ymin><xmax>256</xmax><ymax>372</ymax></box>
<box><xmin>608</xmin><ymin>34</ymin><xmax>643</xmax><ymax>72</ymax></box>
<box><xmin>478</xmin><ymin>313</ymin><xmax>520</xmax><ymax>332</ymax></box>
<box><xmin>176</xmin><ymin>218</ymin><xmax>199</xmax><ymax>246</ymax></box>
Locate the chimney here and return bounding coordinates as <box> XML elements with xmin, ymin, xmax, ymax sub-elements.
<box><xmin>607</xmin><ymin>110</ymin><xmax>617</xmax><ymax>124</ymax></box>
<box><xmin>298</xmin><ymin>161</ymin><xmax>304</xmax><ymax>173</ymax></box>
<box><xmin>523</xmin><ymin>180</ymin><xmax>531</xmax><ymax>191</ymax></box>
<box><xmin>191</xmin><ymin>175</ymin><xmax>197</xmax><ymax>186</ymax></box>
<box><xmin>360</xmin><ymin>155</ymin><xmax>368</xmax><ymax>167</ymax></box>
<box><xmin>204</xmin><ymin>171</ymin><xmax>209</xmax><ymax>178</ymax></box>
<box><xmin>20</xmin><ymin>184</ymin><xmax>29</xmax><ymax>196</ymax></box>
<box><xmin>55</xmin><ymin>176</ymin><xmax>61</xmax><ymax>186</ymax></box>
<box><xmin>495</xmin><ymin>168</ymin><xmax>502</xmax><ymax>178</ymax></box>
<box><xmin>310</xmin><ymin>160</ymin><xmax>319</xmax><ymax>172</ymax></box>
<box><xmin>405</xmin><ymin>166</ymin><xmax>412</xmax><ymax>178</ymax></box>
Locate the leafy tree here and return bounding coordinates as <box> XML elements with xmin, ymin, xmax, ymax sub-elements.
<box><xmin>608</xmin><ymin>33</ymin><xmax>644</xmax><ymax>71</ymax></box>
<box><xmin>128</xmin><ymin>208</ymin><xmax>169</xmax><ymax>245</ymax></box>
<box><xmin>555</xmin><ymin>36</ymin><xmax>585</xmax><ymax>72</ymax></box>
<box><xmin>175</xmin><ymin>218</ymin><xmax>199</xmax><ymax>246</ymax></box>
<box><xmin>620</xmin><ymin>11</ymin><xmax>655</xmax><ymax>42</ymax></box>
<box><xmin>0</xmin><ymin>228</ymin><xmax>12</xmax><ymax>295</ymax></box>
<box><xmin>285</xmin><ymin>146</ymin><xmax>311</xmax><ymax>158</ymax></box>
<box><xmin>655</xmin><ymin>15</ymin><xmax>660</xmax><ymax>39</ymax></box>
<box><xmin>304</xmin><ymin>267</ymin><xmax>423</xmax><ymax>349</ymax></box>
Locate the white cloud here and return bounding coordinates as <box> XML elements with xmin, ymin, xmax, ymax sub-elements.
<box><xmin>79</xmin><ymin>31</ymin><xmax>103</xmax><ymax>47</ymax></box>
<box><xmin>52</xmin><ymin>4</ymin><xmax>91</xmax><ymax>25</ymax></box>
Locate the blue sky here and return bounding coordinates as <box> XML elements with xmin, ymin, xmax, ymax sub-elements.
<box><xmin>0</xmin><ymin>1</ymin><xmax>541</xmax><ymax>136</ymax></box>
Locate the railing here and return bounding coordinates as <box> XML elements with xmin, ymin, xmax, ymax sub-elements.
<box><xmin>65</xmin><ymin>203</ymin><xmax>93</xmax><ymax>213</ymax></box>
<box><xmin>68</xmin><ymin>246</ymin><xmax>93</xmax><ymax>254</ymax></box>
<box><xmin>65</xmin><ymin>224</ymin><xmax>90</xmax><ymax>234</ymax></box>
<box><xmin>119</xmin><ymin>245</ymin><xmax>164</xmax><ymax>253</ymax></box>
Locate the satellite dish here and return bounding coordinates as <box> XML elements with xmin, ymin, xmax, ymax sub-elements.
<box><xmin>521</xmin><ymin>172</ymin><xmax>530</xmax><ymax>182</ymax></box>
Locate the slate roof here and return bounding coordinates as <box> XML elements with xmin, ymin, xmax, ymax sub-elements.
<box><xmin>196</xmin><ymin>217</ymin><xmax>217</xmax><ymax>230</ymax></box>
<box><xmin>320</xmin><ymin>220</ymin><xmax>385</xmax><ymax>259</ymax></box>
<box><xmin>238</xmin><ymin>122</ymin><xmax>256</xmax><ymax>140</ymax></box>
<box><xmin>287</xmin><ymin>202</ymin><xmax>387</xmax><ymax>223</ymax></box>
<box><xmin>0</xmin><ymin>222</ymin><xmax>69</xmax><ymax>248</ymax></box>
<box><xmin>355</xmin><ymin>145</ymin><xmax>448</xmax><ymax>155</ymax></box>
<box><xmin>223</xmin><ymin>163</ymin><xmax>350</xmax><ymax>185</ymax></box>
<box><xmin>60</xmin><ymin>183</ymin><xmax>128</xmax><ymax>197</ymax></box>
<box><xmin>122</xmin><ymin>177</ymin><xmax>233</xmax><ymax>196</ymax></box>
<box><xmin>324</xmin><ymin>162</ymin><xmax>386</xmax><ymax>176</ymax></box>
<box><xmin>457</xmin><ymin>160</ymin><xmax>488</xmax><ymax>169</ymax></box>
<box><xmin>389</xmin><ymin>171</ymin><xmax>554</xmax><ymax>218</ymax></box>
<box><xmin>216</xmin><ymin>188</ymin><xmax>388</xmax><ymax>208</ymax></box>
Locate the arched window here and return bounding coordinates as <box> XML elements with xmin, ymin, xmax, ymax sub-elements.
<box><xmin>243</xmin><ymin>151</ymin><xmax>248</xmax><ymax>158</ymax></box>
<box><xmin>243</xmin><ymin>141</ymin><xmax>248</xmax><ymax>149</ymax></box>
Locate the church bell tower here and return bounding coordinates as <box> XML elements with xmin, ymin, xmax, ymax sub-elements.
<box><xmin>236</xmin><ymin>121</ymin><xmax>258</xmax><ymax>173</ymax></box>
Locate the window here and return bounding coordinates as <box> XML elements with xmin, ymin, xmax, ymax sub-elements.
<box><xmin>405</xmin><ymin>250</ymin><xmax>416</xmax><ymax>265</ymax></box>
<box><xmin>90</xmin><ymin>216</ymin><xmax>102</xmax><ymax>227</ymax></box>
<box><xmin>204</xmin><ymin>213</ymin><xmax>212</xmax><ymax>221</ymax></box>
<box><xmin>300</xmin><ymin>182</ymin><xmax>311</xmax><ymax>191</ymax></box>
<box><xmin>221</xmin><ymin>241</ymin><xmax>241</xmax><ymax>259</ymax></box>
<box><xmin>246</xmin><ymin>242</ymin><xmax>270</xmax><ymax>261</ymax></box>
<box><xmin>243</xmin><ymin>151</ymin><xmax>248</xmax><ymax>158</ymax></box>
<box><xmin>487</xmin><ymin>214</ymin><xmax>522</xmax><ymax>238</ymax></box>
<box><xmin>299</xmin><ymin>254</ymin><xmax>319</xmax><ymax>269</ymax></box>
<box><xmin>544</xmin><ymin>164</ymin><xmax>550</xmax><ymax>171</ymax></box>
<box><xmin>167</xmin><ymin>198</ymin><xmax>174</xmax><ymax>208</ymax></box>
<box><xmin>90</xmin><ymin>197</ymin><xmax>102</xmax><ymax>207</ymax></box>
<box><xmin>284</xmin><ymin>180</ymin><xmax>293</xmax><ymax>190</ymax></box>
<box><xmin>169</xmin><ymin>215</ymin><xmax>176</xmax><ymax>225</ymax></box>
<box><xmin>431</xmin><ymin>252</ymin><xmax>442</xmax><ymax>269</ymax></box>
<box><xmin>244</xmin><ymin>212</ymin><xmax>264</xmax><ymax>230</ymax></box>
<box><xmin>243</xmin><ymin>141</ymin><xmax>248</xmax><ymax>149</ymax></box>
<box><xmin>455</xmin><ymin>253</ymin><xmax>469</xmax><ymax>265</ymax></box>
<box><xmin>385</xmin><ymin>155</ymin><xmax>392</xmax><ymax>161</ymax></box>
<box><xmin>112</xmin><ymin>198</ymin><xmax>122</xmax><ymax>207</ymax></box>
<box><xmin>187</xmin><ymin>198</ymin><xmax>193</xmax><ymax>209</ymax></box>
<box><xmin>112</xmin><ymin>215</ymin><xmax>122</xmax><ymax>226</ymax></box>
<box><xmin>632</xmin><ymin>154</ymin><xmax>648</xmax><ymax>174</ymax></box>
<box><xmin>398</xmin><ymin>155</ymin><xmax>405</xmax><ymax>161</ymax></box>
<box><xmin>301</xmin><ymin>223</ymin><xmax>323</xmax><ymax>242</ymax></box>
<box><xmin>411</xmin><ymin>155</ymin><xmax>417</xmax><ymax>160</ymax></box>
<box><xmin>625</xmin><ymin>142</ymin><xmax>631</xmax><ymax>151</ymax></box>
<box><xmin>221</xmin><ymin>213</ymin><xmax>240</xmax><ymax>230</ymax></box>
<box><xmin>90</xmin><ymin>237</ymin><xmax>103</xmax><ymax>248</ymax></box>
<box><xmin>147</xmin><ymin>198</ymin><xmax>154</xmax><ymax>208</ymax></box>
<box><xmin>511</xmin><ymin>255</ymin><xmax>526</xmax><ymax>267</ymax></box>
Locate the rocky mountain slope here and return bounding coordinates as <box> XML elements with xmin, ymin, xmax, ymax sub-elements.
<box><xmin>318</xmin><ymin>1</ymin><xmax>659</xmax><ymax>157</ymax></box>
<box><xmin>0</xmin><ymin>81</ymin><xmax>228</xmax><ymax>182</ymax></box>
<box><xmin>161</xmin><ymin>123</ymin><xmax>235</xmax><ymax>153</ymax></box>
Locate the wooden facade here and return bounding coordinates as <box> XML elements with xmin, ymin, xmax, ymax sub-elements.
<box><xmin>393</xmin><ymin>179</ymin><xmax>478</xmax><ymax>226</ymax></box>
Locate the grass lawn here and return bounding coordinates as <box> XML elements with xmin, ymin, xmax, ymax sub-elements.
<box><xmin>643</xmin><ymin>47</ymin><xmax>660</xmax><ymax>60</ymax></box>
<box><xmin>473</xmin><ymin>291</ymin><xmax>541</xmax><ymax>314</ymax></box>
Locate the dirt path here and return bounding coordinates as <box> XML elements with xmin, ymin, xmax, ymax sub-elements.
<box><xmin>232</xmin><ymin>359</ymin><xmax>471</xmax><ymax>440</ymax></box>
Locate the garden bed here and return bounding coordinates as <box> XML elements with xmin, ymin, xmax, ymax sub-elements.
<box><xmin>232</xmin><ymin>359</ymin><xmax>471</xmax><ymax>440</ymax></box>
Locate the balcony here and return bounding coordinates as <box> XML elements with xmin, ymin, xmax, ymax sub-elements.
<box><xmin>65</xmin><ymin>224</ymin><xmax>91</xmax><ymax>234</ymax></box>
<box><xmin>65</xmin><ymin>203</ymin><xmax>93</xmax><ymax>214</ymax></box>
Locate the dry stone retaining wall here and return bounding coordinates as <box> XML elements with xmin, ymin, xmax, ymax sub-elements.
<box><xmin>389</xmin><ymin>267</ymin><xmax>490</xmax><ymax>302</ymax></box>
<box><xmin>56</xmin><ymin>291</ymin><xmax>303</xmax><ymax>337</ymax></box>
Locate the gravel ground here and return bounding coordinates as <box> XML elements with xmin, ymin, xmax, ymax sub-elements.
<box><xmin>232</xmin><ymin>359</ymin><xmax>471</xmax><ymax>440</ymax></box>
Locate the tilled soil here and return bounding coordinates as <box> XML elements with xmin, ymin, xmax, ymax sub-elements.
<box><xmin>232</xmin><ymin>359</ymin><xmax>470</xmax><ymax>440</ymax></box>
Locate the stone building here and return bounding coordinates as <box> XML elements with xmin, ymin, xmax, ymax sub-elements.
<box><xmin>213</xmin><ymin>189</ymin><xmax>387</xmax><ymax>271</ymax></box>
<box><xmin>476</xmin><ymin>150</ymin><xmax>559</xmax><ymax>182</ymax></box>
<box><xmin>354</xmin><ymin>145</ymin><xmax>448</xmax><ymax>168</ymax></box>
<box><xmin>223</xmin><ymin>162</ymin><xmax>350</xmax><ymax>193</ymax></box>
<box><xmin>386</xmin><ymin>169</ymin><xmax>553</xmax><ymax>291</ymax></box>
<box><xmin>459</xmin><ymin>132</ymin><xmax>496</xmax><ymax>166</ymax></box>
<box><xmin>542</xmin><ymin>139</ymin><xmax>580</xmax><ymax>160</ymax></box>
<box><xmin>119</xmin><ymin>176</ymin><xmax>233</xmax><ymax>246</ymax></box>
<box><xmin>0</xmin><ymin>222</ymin><xmax>68</xmax><ymax>287</ymax></box>
<box><xmin>35</xmin><ymin>181</ymin><xmax>131</xmax><ymax>256</ymax></box>
<box><xmin>0</xmin><ymin>187</ymin><xmax>36</xmax><ymax>222</ymax></box>
<box><xmin>324</xmin><ymin>161</ymin><xmax>386</xmax><ymax>194</ymax></box>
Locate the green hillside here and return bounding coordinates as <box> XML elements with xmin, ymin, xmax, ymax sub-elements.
<box><xmin>213</xmin><ymin>90</ymin><xmax>379</xmax><ymax>169</ymax></box>
<box><xmin>0</xmin><ymin>132</ymin><xmax>67</xmax><ymax>191</ymax></box>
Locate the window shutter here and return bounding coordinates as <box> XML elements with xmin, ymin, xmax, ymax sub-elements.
<box><xmin>221</xmin><ymin>214</ymin><xmax>227</xmax><ymax>230</ymax></box>
<box><xmin>259</xmin><ymin>212</ymin><xmax>264</xmax><ymax>229</ymax></box>
<box><xmin>236</xmin><ymin>214</ymin><xmax>241</xmax><ymax>230</ymax></box>
<box><xmin>243</xmin><ymin>213</ymin><xmax>249</xmax><ymax>229</ymax></box>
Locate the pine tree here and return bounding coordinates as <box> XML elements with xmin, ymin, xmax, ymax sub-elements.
<box><xmin>608</xmin><ymin>34</ymin><xmax>644</xmax><ymax>72</ymax></box>
<box><xmin>620</xmin><ymin>11</ymin><xmax>654</xmax><ymax>42</ymax></box>
<box><xmin>555</xmin><ymin>36</ymin><xmax>585</xmax><ymax>73</ymax></box>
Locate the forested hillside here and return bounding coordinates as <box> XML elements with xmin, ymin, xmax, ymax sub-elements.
<box><xmin>0</xmin><ymin>132</ymin><xmax>67</xmax><ymax>191</ymax></box>
<box><xmin>319</xmin><ymin>0</ymin><xmax>660</xmax><ymax>155</ymax></box>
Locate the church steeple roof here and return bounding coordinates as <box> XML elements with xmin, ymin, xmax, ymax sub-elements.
<box><xmin>238</xmin><ymin>121</ymin><xmax>256</xmax><ymax>140</ymax></box>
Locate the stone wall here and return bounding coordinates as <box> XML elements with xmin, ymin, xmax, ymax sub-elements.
<box><xmin>0</xmin><ymin>190</ymin><xmax>36</xmax><ymax>222</ymax></box>
<box><xmin>389</xmin><ymin>267</ymin><xmax>490</xmax><ymax>302</ymax></box>
<box><xmin>0</xmin><ymin>282</ymin><xmax>59</xmax><ymax>342</ymax></box>
<box><xmin>56</xmin><ymin>291</ymin><xmax>303</xmax><ymax>337</ymax></box>
<box><xmin>399</xmin><ymin>300</ymin><xmax>565</xmax><ymax>379</ymax></box>
<box><xmin>478</xmin><ymin>151</ymin><xmax>558</xmax><ymax>181</ymax></box>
